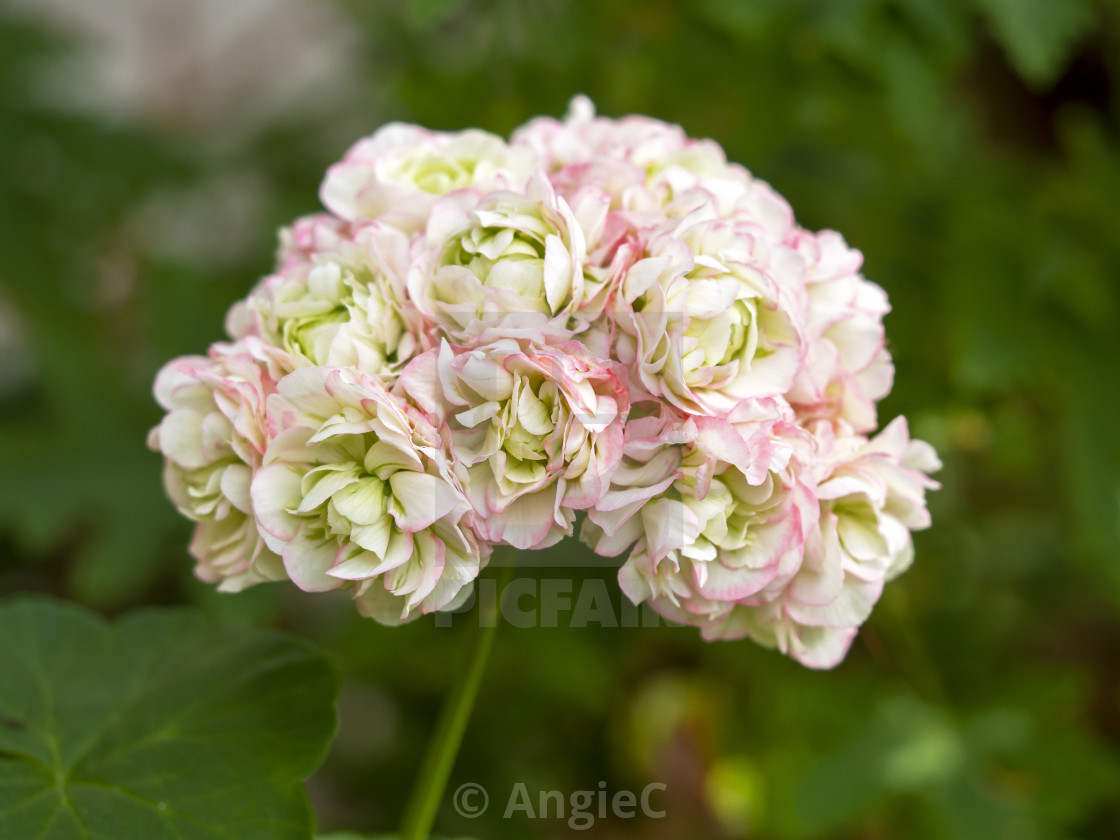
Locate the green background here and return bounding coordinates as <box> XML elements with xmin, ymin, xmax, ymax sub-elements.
<box><xmin>1</xmin><ymin>0</ymin><xmax>1119</xmax><ymax>837</ymax></box>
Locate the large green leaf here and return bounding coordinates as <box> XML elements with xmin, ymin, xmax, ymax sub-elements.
<box><xmin>0</xmin><ymin>597</ymin><xmax>338</xmax><ymax>839</ymax></box>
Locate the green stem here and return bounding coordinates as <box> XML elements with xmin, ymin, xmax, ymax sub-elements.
<box><xmin>398</xmin><ymin>550</ymin><xmax>514</xmax><ymax>840</ymax></box>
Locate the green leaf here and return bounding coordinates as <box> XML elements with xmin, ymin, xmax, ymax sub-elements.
<box><xmin>0</xmin><ymin>597</ymin><xmax>339</xmax><ymax>839</ymax></box>
<box><xmin>977</xmin><ymin>0</ymin><xmax>1093</xmax><ymax>87</ymax></box>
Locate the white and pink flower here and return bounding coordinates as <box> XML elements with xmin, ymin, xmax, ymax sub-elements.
<box><xmin>588</xmin><ymin>403</ymin><xmax>814</xmax><ymax>641</ymax></box>
<box><xmin>227</xmin><ymin>214</ymin><xmax>424</xmax><ymax>380</ymax></box>
<box><xmin>402</xmin><ymin>338</ymin><xmax>629</xmax><ymax>549</ymax></box>
<box><xmin>786</xmin><ymin>230</ymin><xmax>894</xmax><ymax>432</ymax></box>
<box><xmin>700</xmin><ymin>416</ymin><xmax>941</xmax><ymax>668</ymax></box>
<box><xmin>612</xmin><ymin>201</ymin><xmax>806</xmax><ymax>415</ymax></box>
<box><xmin>148</xmin><ymin>339</ymin><xmax>285</xmax><ymax>591</ymax></box>
<box><xmin>252</xmin><ymin>366</ymin><xmax>486</xmax><ymax>623</ymax></box>
<box><xmin>321</xmin><ymin>124</ymin><xmax>537</xmax><ymax>233</ymax></box>
<box><xmin>152</xmin><ymin>98</ymin><xmax>938</xmax><ymax>667</ymax></box>
<box><xmin>408</xmin><ymin>175</ymin><xmax>612</xmax><ymax>344</ymax></box>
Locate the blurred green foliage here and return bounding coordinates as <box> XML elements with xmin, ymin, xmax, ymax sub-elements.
<box><xmin>1</xmin><ymin>1</ymin><xmax>1118</xmax><ymax>838</ymax></box>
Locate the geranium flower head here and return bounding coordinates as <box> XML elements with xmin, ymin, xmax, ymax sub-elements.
<box><xmin>152</xmin><ymin>97</ymin><xmax>938</xmax><ymax>667</ymax></box>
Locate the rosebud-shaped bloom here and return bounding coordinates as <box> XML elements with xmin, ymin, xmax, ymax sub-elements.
<box><xmin>613</xmin><ymin>202</ymin><xmax>806</xmax><ymax>415</ymax></box>
<box><xmin>409</xmin><ymin>175</ymin><xmax>611</xmax><ymax>343</ymax></box>
<box><xmin>789</xmin><ymin>416</ymin><xmax>940</xmax><ymax>611</ymax></box>
<box><xmin>586</xmin><ymin>400</ymin><xmax>811</xmax><ymax>618</ymax></box>
<box><xmin>148</xmin><ymin>340</ymin><xmax>284</xmax><ymax>591</ymax></box>
<box><xmin>402</xmin><ymin>338</ymin><xmax>629</xmax><ymax>549</ymax></box>
<box><xmin>321</xmin><ymin>124</ymin><xmax>537</xmax><ymax>233</ymax></box>
<box><xmin>227</xmin><ymin>215</ymin><xmax>423</xmax><ymax>380</ymax></box>
<box><xmin>251</xmin><ymin>366</ymin><xmax>485</xmax><ymax>623</ymax></box>
<box><xmin>786</xmin><ymin>230</ymin><xmax>894</xmax><ymax>432</ymax></box>
<box><xmin>702</xmin><ymin>416</ymin><xmax>941</xmax><ymax>668</ymax></box>
<box><xmin>513</xmin><ymin>96</ymin><xmax>769</xmax><ymax>219</ymax></box>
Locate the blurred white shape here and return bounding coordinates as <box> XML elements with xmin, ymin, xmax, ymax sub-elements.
<box><xmin>129</xmin><ymin>170</ymin><xmax>272</xmax><ymax>268</ymax></box>
<box><xmin>4</xmin><ymin>0</ymin><xmax>361</xmax><ymax>133</ymax></box>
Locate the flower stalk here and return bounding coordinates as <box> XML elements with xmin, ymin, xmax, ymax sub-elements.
<box><xmin>399</xmin><ymin>550</ymin><xmax>515</xmax><ymax>840</ymax></box>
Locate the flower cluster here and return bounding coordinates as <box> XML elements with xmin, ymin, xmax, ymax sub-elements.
<box><xmin>151</xmin><ymin>97</ymin><xmax>938</xmax><ymax>667</ymax></box>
